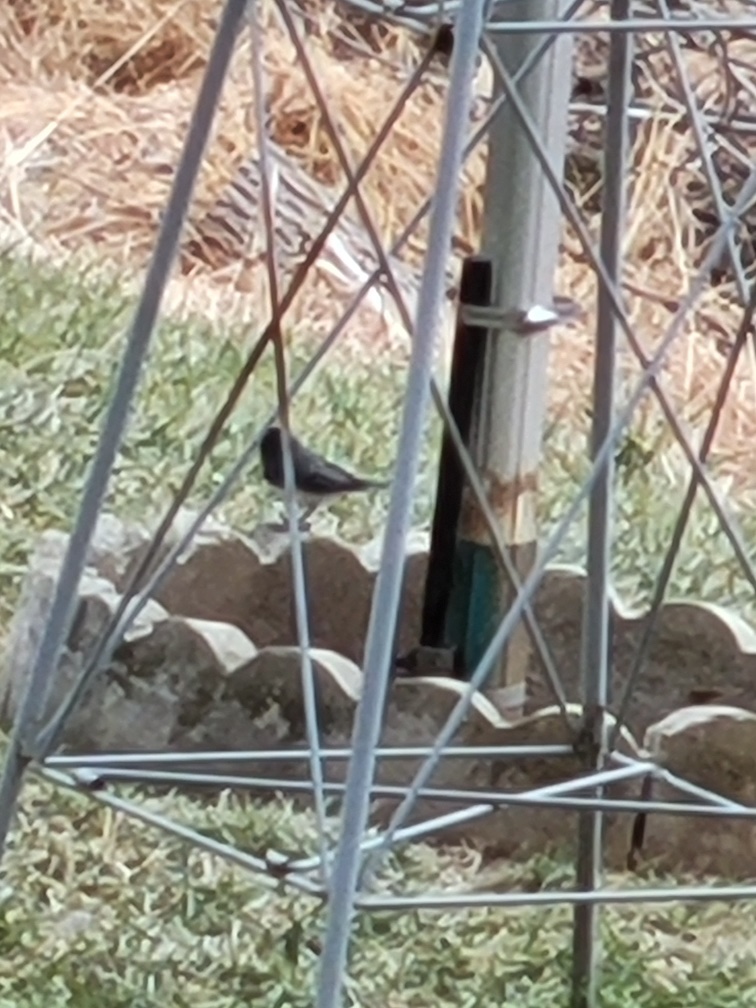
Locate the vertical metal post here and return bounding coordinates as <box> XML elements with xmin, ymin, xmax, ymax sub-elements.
<box><xmin>452</xmin><ymin>0</ymin><xmax>573</xmax><ymax>717</ymax></box>
<box><xmin>571</xmin><ymin>4</ymin><xmax>633</xmax><ymax>1007</ymax></box>
<box><xmin>313</xmin><ymin>5</ymin><xmax>488</xmax><ymax>1007</ymax></box>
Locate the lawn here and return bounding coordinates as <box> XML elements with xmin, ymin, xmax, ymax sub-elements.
<box><xmin>1</xmin><ymin>250</ymin><xmax>756</xmax><ymax>1006</ymax></box>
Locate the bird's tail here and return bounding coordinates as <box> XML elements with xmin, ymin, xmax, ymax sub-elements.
<box><xmin>359</xmin><ymin>478</ymin><xmax>391</xmax><ymax>491</ymax></box>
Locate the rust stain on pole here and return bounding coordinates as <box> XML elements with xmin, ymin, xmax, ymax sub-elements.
<box><xmin>458</xmin><ymin>0</ymin><xmax>573</xmax><ymax>717</ymax></box>
<box><xmin>458</xmin><ymin>470</ymin><xmax>539</xmax><ymax>542</ymax></box>
<box><xmin>457</xmin><ymin>469</ymin><xmax>541</xmax><ymax>719</ymax></box>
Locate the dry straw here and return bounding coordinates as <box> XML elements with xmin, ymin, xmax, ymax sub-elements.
<box><xmin>1</xmin><ymin>0</ymin><xmax>756</xmax><ymax>482</ymax></box>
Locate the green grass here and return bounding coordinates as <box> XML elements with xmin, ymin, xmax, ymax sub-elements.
<box><xmin>2</xmin><ymin>779</ymin><xmax>756</xmax><ymax>1008</ymax></box>
<box><xmin>0</xmin><ymin>250</ymin><xmax>436</xmax><ymax>624</ymax></box>
<box><xmin>2</xmin><ymin>248</ymin><xmax>756</xmax><ymax>1006</ymax></box>
<box><xmin>1</xmin><ymin>248</ymin><xmax>753</xmax><ymax>625</ymax></box>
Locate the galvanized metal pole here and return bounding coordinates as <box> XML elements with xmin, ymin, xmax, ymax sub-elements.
<box><xmin>449</xmin><ymin>0</ymin><xmax>573</xmax><ymax>718</ymax></box>
<box><xmin>0</xmin><ymin>0</ymin><xmax>249</xmax><ymax>860</ymax></box>
<box><xmin>313</xmin><ymin>6</ymin><xmax>488</xmax><ymax>1008</ymax></box>
<box><xmin>571</xmin><ymin>1</ymin><xmax>633</xmax><ymax>1004</ymax></box>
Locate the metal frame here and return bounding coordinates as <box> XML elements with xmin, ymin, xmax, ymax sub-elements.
<box><xmin>2</xmin><ymin>1</ymin><xmax>756</xmax><ymax>1007</ymax></box>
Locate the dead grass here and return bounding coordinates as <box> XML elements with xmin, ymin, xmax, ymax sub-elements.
<box><xmin>1</xmin><ymin>0</ymin><xmax>756</xmax><ymax>492</ymax></box>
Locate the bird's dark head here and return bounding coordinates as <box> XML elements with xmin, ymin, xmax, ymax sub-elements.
<box><xmin>260</xmin><ymin>425</ymin><xmax>283</xmax><ymax>483</ymax></box>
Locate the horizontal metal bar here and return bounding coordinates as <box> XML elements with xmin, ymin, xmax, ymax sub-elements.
<box><xmin>326</xmin><ymin>0</ymin><xmax>756</xmax><ymax>35</ymax></box>
<box><xmin>485</xmin><ymin>17</ymin><xmax>756</xmax><ymax>33</ymax></box>
<box><xmin>286</xmin><ymin>762</ymin><xmax>655</xmax><ymax>873</ymax></box>
<box><xmin>44</xmin><ymin>744</ymin><xmax>575</xmax><ymax>767</ymax></box>
<box><xmin>80</xmin><ymin>767</ymin><xmax>756</xmax><ymax>821</ymax></box>
<box><xmin>358</xmin><ymin>884</ymin><xmax>756</xmax><ymax>911</ymax></box>
<box><xmin>36</xmin><ymin>764</ymin><xmax>756</xmax><ymax>913</ymax></box>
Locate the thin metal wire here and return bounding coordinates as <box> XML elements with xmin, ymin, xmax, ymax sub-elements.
<box><xmin>246</xmin><ymin>0</ymin><xmax>330</xmax><ymax>884</ymax></box>
<box><xmin>56</xmin><ymin>749</ymin><xmax>756</xmax><ymax>907</ymax></box>
<box><xmin>661</xmin><ymin>0</ymin><xmax>752</xmax><ymax>301</ymax></box>
<box><xmin>297</xmin><ymin>0</ymin><xmax>756</xmax><ymax>35</ymax></box>
<box><xmin>655</xmin><ymin>766</ymin><xmax>749</xmax><ymax>810</ymax></box>
<box><xmin>313</xmin><ymin>4</ymin><xmax>488</xmax><ymax>1004</ymax></box>
<box><xmin>359</xmin><ymin>883</ymin><xmax>756</xmax><ymax>911</ymax></box>
<box><xmin>44</xmin><ymin>747</ymin><xmax>755</xmax><ymax>819</ymax></box>
<box><xmin>611</xmin><ymin>752</ymin><xmax>746</xmax><ymax>810</ymax></box>
<box><xmin>54</xmin><ymin>770</ymin><xmax>701</xmax><ymax>813</ymax></box>
<box><xmin>658</xmin><ymin>0</ymin><xmax>756</xmax><ymax>416</ymax></box>
<box><xmin>484</xmin><ymin>16</ymin><xmax>756</xmax><ymax>33</ymax></box>
<box><xmin>49</xmin><ymin>767</ymin><xmax>756</xmax><ymax>821</ymax></box>
<box><xmin>276</xmin><ymin>0</ymin><xmax>571</xmax><ymax>720</ymax></box>
<box><xmin>307</xmin><ymin>762</ymin><xmax>654</xmax><ymax>875</ymax></box>
<box><xmin>428</xmin><ymin>388</ymin><xmax>572</xmax><ymax>717</ymax></box>
<box><xmin>36</xmin><ymin>767</ymin><xmax>323</xmax><ymax>896</ymax></box>
<box><xmin>0</xmin><ymin>0</ymin><xmax>250</xmax><ymax>857</ymax></box>
<box><xmin>611</xmin><ymin>286</ymin><xmax>756</xmax><ymax>741</ymax></box>
<box><xmin>603</xmin><ymin>0</ymin><xmax>756</xmax><ymax>737</ymax></box>
<box><xmin>30</xmin><ymin>7</ymin><xmax>584</xmax><ymax>755</ymax></box>
<box><xmin>583</xmin><ymin>0</ymin><xmax>633</xmax><ymax>710</ymax></box>
<box><xmin>572</xmin><ymin>1</ymin><xmax>633</xmax><ymax>999</ymax></box>
<box><xmin>481</xmin><ymin>33</ymin><xmax>756</xmax><ymax>599</ymax></box>
<box><xmin>45</xmin><ymin>744</ymin><xmax>575</xmax><ymax>766</ymax></box>
<box><xmin>39</xmin><ymin>751</ymin><xmax>756</xmax><ymax>898</ymax></box>
<box><xmin>274</xmin><ymin>0</ymin><xmax>424</xmax><ymax>333</ymax></box>
<box><xmin>359</xmin><ymin>180</ymin><xmax>754</xmax><ymax>883</ymax></box>
<box><xmin>33</xmin><ymin>41</ymin><xmax>439</xmax><ymax>761</ymax></box>
<box><xmin>317</xmin><ymin>792</ymin><xmax>756</xmax><ymax>821</ymax></box>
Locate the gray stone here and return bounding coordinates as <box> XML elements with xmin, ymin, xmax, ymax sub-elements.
<box><xmin>529</xmin><ymin>563</ymin><xmax>756</xmax><ymax>735</ymax></box>
<box><xmin>632</xmin><ymin>704</ymin><xmax>756</xmax><ymax>877</ymax></box>
<box><xmin>7</xmin><ymin>511</ymin><xmax>756</xmax><ymax>876</ymax></box>
<box><xmin>136</xmin><ymin>521</ymin><xmax>427</xmax><ymax>665</ymax></box>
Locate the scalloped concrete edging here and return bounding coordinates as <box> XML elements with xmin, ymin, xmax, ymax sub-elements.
<box><xmin>4</xmin><ymin>510</ymin><xmax>756</xmax><ymax>876</ymax></box>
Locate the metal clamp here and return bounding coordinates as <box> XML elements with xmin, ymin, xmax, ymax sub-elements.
<box><xmin>459</xmin><ymin>296</ymin><xmax>583</xmax><ymax>335</ymax></box>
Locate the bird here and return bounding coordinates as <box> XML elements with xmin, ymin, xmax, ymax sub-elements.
<box><xmin>259</xmin><ymin>425</ymin><xmax>388</xmax><ymax>530</ymax></box>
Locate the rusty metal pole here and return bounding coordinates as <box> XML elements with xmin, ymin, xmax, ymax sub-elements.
<box><xmin>449</xmin><ymin>0</ymin><xmax>573</xmax><ymax>719</ymax></box>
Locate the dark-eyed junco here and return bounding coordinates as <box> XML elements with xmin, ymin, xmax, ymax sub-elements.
<box><xmin>260</xmin><ymin>425</ymin><xmax>388</xmax><ymax>529</ymax></box>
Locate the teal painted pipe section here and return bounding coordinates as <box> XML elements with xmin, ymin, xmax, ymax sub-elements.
<box><xmin>445</xmin><ymin>540</ymin><xmax>503</xmax><ymax>674</ymax></box>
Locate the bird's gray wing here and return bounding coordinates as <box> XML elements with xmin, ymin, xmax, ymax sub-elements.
<box><xmin>296</xmin><ymin>442</ymin><xmax>378</xmax><ymax>493</ymax></box>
